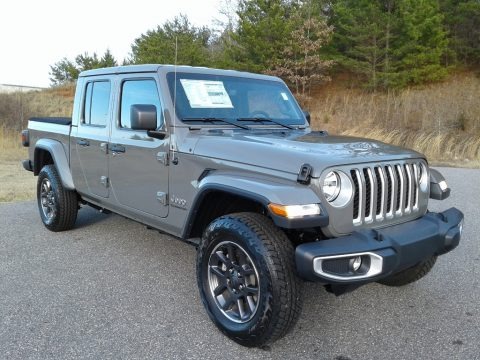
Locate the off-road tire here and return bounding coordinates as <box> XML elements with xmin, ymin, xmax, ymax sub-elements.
<box><xmin>196</xmin><ymin>212</ymin><xmax>302</xmax><ymax>347</ymax></box>
<box><xmin>378</xmin><ymin>256</ymin><xmax>437</xmax><ymax>287</ymax></box>
<box><xmin>37</xmin><ymin>165</ymin><xmax>78</xmax><ymax>232</ymax></box>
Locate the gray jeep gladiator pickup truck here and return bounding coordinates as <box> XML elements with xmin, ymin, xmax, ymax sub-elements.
<box><xmin>22</xmin><ymin>65</ymin><xmax>463</xmax><ymax>347</ymax></box>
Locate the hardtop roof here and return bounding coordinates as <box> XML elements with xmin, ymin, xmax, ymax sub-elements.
<box><xmin>79</xmin><ymin>64</ymin><xmax>281</xmax><ymax>82</ymax></box>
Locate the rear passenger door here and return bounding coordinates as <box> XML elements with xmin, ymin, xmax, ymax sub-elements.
<box><xmin>108</xmin><ymin>76</ymin><xmax>169</xmax><ymax>218</ymax></box>
<box><xmin>74</xmin><ymin>79</ymin><xmax>112</xmax><ymax>198</ymax></box>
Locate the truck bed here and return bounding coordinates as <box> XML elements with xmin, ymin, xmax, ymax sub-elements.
<box><xmin>27</xmin><ymin>118</ymin><xmax>72</xmax><ymax>172</ymax></box>
<box><xmin>29</xmin><ymin>117</ymin><xmax>72</xmax><ymax>126</ymax></box>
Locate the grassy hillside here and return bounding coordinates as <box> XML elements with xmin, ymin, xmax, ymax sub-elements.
<box><xmin>0</xmin><ymin>86</ymin><xmax>74</xmax><ymax>202</ymax></box>
<box><xmin>0</xmin><ymin>85</ymin><xmax>74</xmax><ymax>131</ymax></box>
<box><xmin>308</xmin><ymin>72</ymin><xmax>480</xmax><ymax>166</ymax></box>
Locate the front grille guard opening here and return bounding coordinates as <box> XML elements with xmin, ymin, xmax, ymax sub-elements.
<box><xmin>350</xmin><ymin>161</ymin><xmax>423</xmax><ymax>227</ymax></box>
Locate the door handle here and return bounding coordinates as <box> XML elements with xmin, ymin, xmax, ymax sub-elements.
<box><xmin>77</xmin><ymin>139</ymin><xmax>90</xmax><ymax>147</ymax></box>
<box><xmin>100</xmin><ymin>142</ymin><xmax>108</xmax><ymax>154</ymax></box>
<box><xmin>110</xmin><ymin>144</ymin><xmax>126</xmax><ymax>154</ymax></box>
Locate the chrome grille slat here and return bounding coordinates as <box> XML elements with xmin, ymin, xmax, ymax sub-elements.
<box><xmin>412</xmin><ymin>163</ymin><xmax>419</xmax><ymax>210</ymax></box>
<box><xmin>376</xmin><ymin>166</ymin><xmax>387</xmax><ymax>220</ymax></box>
<box><xmin>387</xmin><ymin>165</ymin><xmax>396</xmax><ymax>218</ymax></box>
<box><xmin>366</xmin><ymin>168</ymin><xmax>375</xmax><ymax>223</ymax></box>
<box><xmin>395</xmin><ymin>165</ymin><xmax>405</xmax><ymax>215</ymax></box>
<box><xmin>351</xmin><ymin>161</ymin><xmax>423</xmax><ymax>227</ymax></box>
<box><xmin>359</xmin><ymin>169</ymin><xmax>367</xmax><ymax>223</ymax></box>
<box><xmin>405</xmin><ymin>164</ymin><xmax>414</xmax><ymax>213</ymax></box>
<box><xmin>351</xmin><ymin>169</ymin><xmax>360</xmax><ymax>222</ymax></box>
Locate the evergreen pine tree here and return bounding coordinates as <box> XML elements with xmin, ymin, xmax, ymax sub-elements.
<box><xmin>100</xmin><ymin>49</ymin><xmax>118</xmax><ymax>68</ymax></box>
<box><xmin>440</xmin><ymin>0</ymin><xmax>480</xmax><ymax>65</ymax></box>
<box><xmin>232</xmin><ymin>0</ymin><xmax>298</xmax><ymax>72</ymax></box>
<box><xmin>392</xmin><ymin>0</ymin><xmax>448</xmax><ymax>86</ymax></box>
<box><xmin>331</xmin><ymin>0</ymin><xmax>393</xmax><ymax>90</ymax></box>
<box><xmin>130</xmin><ymin>15</ymin><xmax>212</xmax><ymax>66</ymax></box>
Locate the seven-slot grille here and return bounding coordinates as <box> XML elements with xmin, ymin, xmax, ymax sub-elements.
<box><xmin>350</xmin><ymin>162</ymin><xmax>423</xmax><ymax>226</ymax></box>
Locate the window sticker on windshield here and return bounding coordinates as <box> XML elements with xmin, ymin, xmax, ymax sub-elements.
<box><xmin>281</xmin><ymin>92</ymin><xmax>289</xmax><ymax>101</ymax></box>
<box><xmin>180</xmin><ymin>79</ymin><xmax>234</xmax><ymax>108</ymax></box>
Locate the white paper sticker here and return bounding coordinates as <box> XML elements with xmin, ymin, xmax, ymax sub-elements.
<box><xmin>281</xmin><ymin>92</ymin><xmax>289</xmax><ymax>101</ymax></box>
<box><xmin>180</xmin><ymin>79</ymin><xmax>233</xmax><ymax>108</ymax></box>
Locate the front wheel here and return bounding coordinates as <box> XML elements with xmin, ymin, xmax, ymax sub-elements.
<box><xmin>196</xmin><ymin>213</ymin><xmax>302</xmax><ymax>347</ymax></box>
<box><xmin>37</xmin><ymin>165</ymin><xmax>78</xmax><ymax>232</ymax></box>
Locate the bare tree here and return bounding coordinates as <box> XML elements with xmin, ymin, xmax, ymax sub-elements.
<box><xmin>268</xmin><ymin>15</ymin><xmax>334</xmax><ymax>106</ymax></box>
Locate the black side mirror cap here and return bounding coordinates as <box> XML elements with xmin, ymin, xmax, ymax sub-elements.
<box><xmin>303</xmin><ymin>110</ymin><xmax>311</xmax><ymax>124</ymax></box>
<box><xmin>131</xmin><ymin>104</ymin><xmax>157</xmax><ymax>131</ymax></box>
<box><xmin>429</xmin><ymin>168</ymin><xmax>450</xmax><ymax>200</ymax></box>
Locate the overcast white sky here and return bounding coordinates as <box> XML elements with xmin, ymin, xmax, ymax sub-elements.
<box><xmin>0</xmin><ymin>0</ymin><xmax>222</xmax><ymax>87</ymax></box>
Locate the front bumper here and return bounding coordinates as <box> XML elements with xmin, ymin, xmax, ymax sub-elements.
<box><xmin>296</xmin><ymin>207</ymin><xmax>463</xmax><ymax>284</ymax></box>
<box><xmin>22</xmin><ymin>159</ymin><xmax>33</xmax><ymax>172</ymax></box>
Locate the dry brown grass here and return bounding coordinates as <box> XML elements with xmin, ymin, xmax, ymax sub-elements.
<box><xmin>308</xmin><ymin>72</ymin><xmax>480</xmax><ymax>166</ymax></box>
<box><xmin>0</xmin><ymin>161</ymin><xmax>36</xmax><ymax>202</ymax></box>
<box><xmin>0</xmin><ymin>128</ymin><xmax>35</xmax><ymax>202</ymax></box>
<box><xmin>0</xmin><ymin>85</ymin><xmax>74</xmax><ymax>202</ymax></box>
<box><xmin>340</xmin><ymin>127</ymin><xmax>480</xmax><ymax>167</ymax></box>
<box><xmin>0</xmin><ymin>84</ymin><xmax>74</xmax><ymax>132</ymax></box>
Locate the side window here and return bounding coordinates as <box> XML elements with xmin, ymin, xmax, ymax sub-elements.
<box><xmin>83</xmin><ymin>82</ymin><xmax>93</xmax><ymax>124</ymax></box>
<box><xmin>120</xmin><ymin>79</ymin><xmax>163</xmax><ymax>129</ymax></box>
<box><xmin>83</xmin><ymin>81</ymin><xmax>111</xmax><ymax>126</ymax></box>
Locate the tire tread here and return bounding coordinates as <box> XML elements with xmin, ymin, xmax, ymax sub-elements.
<box><xmin>38</xmin><ymin>165</ymin><xmax>78</xmax><ymax>232</ymax></box>
<box><xmin>379</xmin><ymin>256</ymin><xmax>437</xmax><ymax>287</ymax></box>
<box><xmin>197</xmin><ymin>212</ymin><xmax>302</xmax><ymax>347</ymax></box>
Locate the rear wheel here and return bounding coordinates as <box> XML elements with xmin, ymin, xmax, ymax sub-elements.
<box><xmin>378</xmin><ymin>256</ymin><xmax>437</xmax><ymax>286</ymax></box>
<box><xmin>37</xmin><ymin>165</ymin><xmax>78</xmax><ymax>232</ymax></box>
<box><xmin>196</xmin><ymin>212</ymin><xmax>302</xmax><ymax>347</ymax></box>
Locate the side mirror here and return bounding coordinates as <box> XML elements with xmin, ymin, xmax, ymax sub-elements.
<box><xmin>303</xmin><ymin>110</ymin><xmax>311</xmax><ymax>124</ymax></box>
<box><xmin>130</xmin><ymin>104</ymin><xmax>157</xmax><ymax>131</ymax></box>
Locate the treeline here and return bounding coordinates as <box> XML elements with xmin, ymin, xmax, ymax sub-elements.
<box><xmin>50</xmin><ymin>0</ymin><xmax>480</xmax><ymax>92</ymax></box>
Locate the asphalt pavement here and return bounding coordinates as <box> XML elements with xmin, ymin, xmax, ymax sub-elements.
<box><xmin>0</xmin><ymin>167</ymin><xmax>479</xmax><ymax>359</ymax></box>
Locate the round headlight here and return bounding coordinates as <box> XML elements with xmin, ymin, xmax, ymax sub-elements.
<box><xmin>323</xmin><ymin>171</ymin><xmax>341</xmax><ymax>202</ymax></box>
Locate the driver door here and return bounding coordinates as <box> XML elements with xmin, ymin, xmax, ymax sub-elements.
<box><xmin>108</xmin><ymin>75</ymin><xmax>169</xmax><ymax>218</ymax></box>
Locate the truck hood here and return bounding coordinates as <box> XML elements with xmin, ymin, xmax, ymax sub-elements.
<box><xmin>191</xmin><ymin>130</ymin><xmax>425</xmax><ymax>178</ymax></box>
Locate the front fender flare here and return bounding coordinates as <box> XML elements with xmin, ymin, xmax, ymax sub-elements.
<box><xmin>183</xmin><ymin>173</ymin><xmax>328</xmax><ymax>238</ymax></box>
<box><xmin>35</xmin><ymin>139</ymin><xmax>75</xmax><ymax>190</ymax></box>
<box><xmin>198</xmin><ymin>173</ymin><xmax>323</xmax><ymax>204</ymax></box>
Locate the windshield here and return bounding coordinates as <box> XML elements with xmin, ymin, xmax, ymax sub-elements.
<box><xmin>166</xmin><ymin>72</ymin><xmax>305</xmax><ymax>126</ymax></box>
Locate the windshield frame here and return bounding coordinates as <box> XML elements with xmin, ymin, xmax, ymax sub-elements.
<box><xmin>166</xmin><ymin>71</ymin><xmax>307</xmax><ymax>128</ymax></box>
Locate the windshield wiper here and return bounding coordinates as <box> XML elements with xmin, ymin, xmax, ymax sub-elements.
<box><xmin>236</xmin><ymin>117</ymin><xmax>295</xmax><ymax>130</ymax></box>
<box><xmin>182</xmin><ymin>117</ymin><xmax>250</xmax><ymax>130</ymax></box>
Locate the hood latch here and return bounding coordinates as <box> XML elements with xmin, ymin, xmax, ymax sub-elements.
<box><xmin>297</xmin><ymin>163</ymin><xmax>313</xmax><ymax>185</ymax></box>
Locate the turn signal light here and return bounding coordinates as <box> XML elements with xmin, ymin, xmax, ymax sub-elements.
<box><xmin>268</xmin><ymin>203</ymin><xmax>321</xmax><ymax>219</ymax></box>
<box><xmin>21</xmin><ymin>129</ymin><xmax>29</xmax><ymax>147</ymax></box>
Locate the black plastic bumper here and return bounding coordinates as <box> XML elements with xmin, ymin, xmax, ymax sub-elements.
<box><xmin>296</xmin><ymin>207</ymin><xmax>463</xmax><ymax>284</ymax></box>
<box><xmin>22</xmin><ymin>159</ymin><xmax>33</xmax><ymax>172</ymax></box>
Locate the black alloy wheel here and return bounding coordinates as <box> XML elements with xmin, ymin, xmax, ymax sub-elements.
<box><xmin>207</xmin><ymin>241</ymin><xmax>260</xmax><ymax>323</ymax></box>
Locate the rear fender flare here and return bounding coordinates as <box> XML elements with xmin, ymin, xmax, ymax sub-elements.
<box><xmin>35</xmin><ymin>139</ymin><xmax>75</xmax><ymax>190</ymax></box>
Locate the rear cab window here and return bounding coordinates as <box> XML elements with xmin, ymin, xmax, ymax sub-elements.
<box><xmin>83</xmin><ymin>81</ymin><xmax>111</xmax><ymax>127</ymax></box>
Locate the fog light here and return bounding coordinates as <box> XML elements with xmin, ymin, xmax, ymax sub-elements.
<box><xmin>350</xmin><ymin>256</ymin><xmax>362</xmax><ymax>272</ymax></box>
<box><xmin>313</xmin><ymin>252</ymin><xmax>383</xmax><ymax>280</ymax></box>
